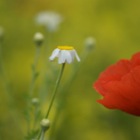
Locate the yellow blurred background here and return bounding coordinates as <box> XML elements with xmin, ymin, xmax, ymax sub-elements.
<box><xmin>0</xmin><ymin>0</ymin><xmax>140</xmax><ymax>139</ymax></box>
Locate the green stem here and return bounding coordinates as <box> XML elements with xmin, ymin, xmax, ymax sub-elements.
<box><xmin>29</xmin><ymin>46</ymin><xmax>41</xmax><ymax>96</ymax></box>
<box><xmin>45</xmin><ymin>63</ymin><xmax>65</xmax><ymax>118</ymax></box>
<box><xmin>39</xmin><ymin>129</ymin><xmax>45</xmax><ymax>140</ymax></box>
<box><xmin>26</xmin><ymin>46</ymin><xmax>41</xmax><ymax>133</ymax></box>
<box><xmin>33</xmin><ymin>106</ymin><xmax>38</xmax><ymax>129</ymax></box>
<box><xmin>37</xmin><ymin>63</ymin><xmax>65</xmax><ymax>140</ymax></box>
<box><xmin>49</xmin><ymin>50</ymin><xmax>89</xmax><ymax>139</ymax></box>
<box><xmin>49</xmin><ymin>65</ymin><xmax>79</xmax><ymax>139</ymax></box>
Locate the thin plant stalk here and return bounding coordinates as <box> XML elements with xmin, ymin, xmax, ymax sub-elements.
<box><xmin>33</xmin><ymin>106</ymin><xmax>38</xmax><ymax>129</ymax></box>
<box><xmin>39</xmin><ymin>129</ymin><xmax>45</xmax><ymax>140</ymax></box>
<box><xmin>37</xmin><ymin>63</ymin><xmax>65</xmax><ymax>140</ymax></box>
<box><xmin>45</xmin><ymin>63</ymin><xmax>65</xmax><ymax>118</ymax></box>
<box><xmin>26</xmin><ymin>46</ymin><xmax>41</xmax><ymax>133</ymax></box>
<box><xmin>29</xmin><ymin>46</ymin><xmax>41</xmax><ymax>96</ymax></box>
<box><xmin>39</xmin><ymin>32</ymin><xmax>53</xmax><ymax>102</ymax></box>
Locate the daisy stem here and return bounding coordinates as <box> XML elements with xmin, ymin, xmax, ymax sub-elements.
<box><xmin>45</xmin><ymin>63</ymin><xmax>65</xmax><ymax>118</ymax></box>
<box><xmin>37</xmin><ymin>63</ymin><xmax>65</xmax><ymax>140</ymax></box>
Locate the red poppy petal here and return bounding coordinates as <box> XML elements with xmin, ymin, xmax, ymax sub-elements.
<box><xmin>104</xmin><ymin>66</ymin><xmax>140</xmax><ymax>102</ymax></box>
<box><xmin>98</xmin><ymin>96</ymin><xmax>140</xmax><ymax>116</ymax></box>
<box><xmin>94</xmin><ymin>52</ymin><xmax>140</xmax><ymax>116</ymax></box>
<box><xmin>130</xmin><ymin>66</ymin><xmax>140</xmax><ymax>85</ymax></box>
<box><xmin>99</xmin><ymin>66</ymin><xmax>140</xmax><ymax>116</ymax></box>
<box><xmin>94</xmin><ymin>59</ymin><xmax>131</xmax><ymax>96</ymax></box>
<box><xmin>131</xmin><ymin>52</ymin><xmax>140</xmax><ymax>67</ymax></box>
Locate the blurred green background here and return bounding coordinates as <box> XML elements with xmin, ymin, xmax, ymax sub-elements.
<box><xmin>0</xmin><ymin>0</ymin><xmax>140</xmax><ymax>140</ymax></box>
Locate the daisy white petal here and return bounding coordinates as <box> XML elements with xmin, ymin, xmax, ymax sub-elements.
<box><xmin>64</xmin><ymin>51</ymin><xmax>72</xmax><ymax>64</ymax></box>
<box><xmin>49</xmin><ymin>48</ymin><xmax>60</xmax><ymax>61</ymax></box>
<box><xmin>49</xmin><ymin>46</ymin><xmax>80</xmax><ymax>64</ymax></box>
<box><xmin>58</xmin><ymin>50</ymin><xmax>66</xmax><ymax>64</ymax></box>
<box><xmin>70</xmin><ymin>50</ymin><xmax>76</xmax><ymax>61</ymax></box>
<box><xmin>73</xmin><ymin>50</ymin><xmax>80</xmax><ymax>62</ymax></box>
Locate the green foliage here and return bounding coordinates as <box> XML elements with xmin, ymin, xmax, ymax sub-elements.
<box><xmin>25</xmin><ymin>129</ymin><xmax>39</xmax><ymax>140</ymax></box>
<box><xmin>0</xmin><ymin>0</ymin><xmax>140</xmax><ymax>140</ymax></box>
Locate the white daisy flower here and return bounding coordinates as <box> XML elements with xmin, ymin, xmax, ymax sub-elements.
<box><xmin>49</xmin><ymin>46</ymin><xmax>80</xmax><ymax>64</ymax></box>
<box><xmin>35</xmin><ymin>11</ymin><xmax>63</xmax><ymax>32</ymax></box>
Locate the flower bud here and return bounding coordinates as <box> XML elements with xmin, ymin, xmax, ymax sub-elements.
<box><xmin>40</xmin><ymin>119</ymin><xmax>50</xmax><ymax>131</ymax></box>
<box><xmin>0</xmin><ymin>27</ymin><xmax>4</xmax><ymax>41</ymax></box>
<box><xmin>84</xmin><ymin>37</ymin><xmax>96</xmax><ymax>51</ymax></box>
<box><xmin>34</xmin><ymin>32</ymin><xmax>44</xmax><ymax>46</ymax></box>
<box><xmin>31</xmin><ymin>98</ymin><xmax>39</xmax><ymax>106</ymax></box>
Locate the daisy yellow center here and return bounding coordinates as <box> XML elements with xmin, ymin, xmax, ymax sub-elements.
<box><xmin>57</xmin><ymin>46</ymin><xmax>74</xmax><ymax>50</ymax></box>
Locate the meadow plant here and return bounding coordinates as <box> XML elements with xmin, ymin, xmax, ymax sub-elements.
<box><xmin>2</xmin><ymin>4</ymin><xmax>140</xmax><ymax>140</ymax></box>
<box><xmin>36</xmin><ymin>46</ymin><xmax>80</xmax><ymax>140</ymax></box>
<box><xmin>22</xmin><ymin>28</ymin><xmax>86</xmax><ymax>139</ymax></box>
<box><xmin>0</xmin><ymin>17</ymin><xmax>95</xmax><ymax>140</ymax></box>
<box><xmin>24</xmin><ymin>34</ymin><xmax>95</xmax><ymax>140</ymax></box>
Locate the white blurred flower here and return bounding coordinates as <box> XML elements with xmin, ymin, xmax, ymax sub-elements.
<box><xmin>49</xmin><ymin>46</ymin><xmax>80</xmax><ymax>64</ymax></box>
<box><xmin>35</xmin><ymin>11</ymin><xmax>63</xmax><ymax>32</ymax></box>
<box><xmin>84</xmin><ymin>37</ymin><xmax>96</xmax><ymax>51</ymax></box>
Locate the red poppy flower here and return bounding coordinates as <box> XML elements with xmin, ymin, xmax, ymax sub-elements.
<box><xmin>94</xmin><ymin>52</ymin><xmax>140</xmax><ymax>116</ymax></box>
